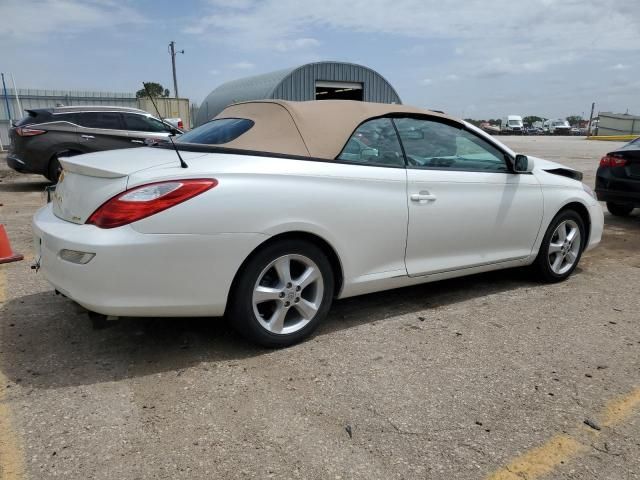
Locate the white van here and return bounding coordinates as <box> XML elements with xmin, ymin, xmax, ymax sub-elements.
<box><xmin>502</xmin><ymin>115</ymin><xmax>524</xmax><ymax>134</ymax></box>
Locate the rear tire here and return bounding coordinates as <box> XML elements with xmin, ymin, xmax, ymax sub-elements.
<box><xmin>227</xmin><ymin>239</ymin><xmax>334</xmax><ymax>348</ymax></box>
<box><xmin>532</xmin><ymin>210</ymin><xmax>585</xmax><ymax>283</ymax></box>
<box><xmin>47</xmin><ymin>156</ymin><xmax>62</xmax><ymax>183</ymax></box>
<box><xmin>606</xmin><ymin>202</ymin><xmax>634</xmax><ymax>217</ymax></box>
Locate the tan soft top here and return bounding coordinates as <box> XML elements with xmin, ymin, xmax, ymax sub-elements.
<box><xmin>213</xmin><ymin>100</ymin><xmax>461</xmax><ymax>159</ymax></box>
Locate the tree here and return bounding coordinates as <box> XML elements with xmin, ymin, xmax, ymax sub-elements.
<box><xmin>566</xmin><ymin>115</ymin><xmax>583</xmax><ymax>126</ymax></box>
<box><xmin>523</xmin><ymin>115</ymin><xmax>543</xmax><ymax>126</ymax></box>
<box><xmin>464</xmin><ymin>118</ymin><xmax>482</xmax><ymax>127</ymax></box>
<box><xmin>136</xmin><ymin>82</ymin><xmax>170</xmax><ymax>98</ymax></box>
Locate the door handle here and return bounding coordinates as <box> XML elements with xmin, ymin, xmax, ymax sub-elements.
<box><xmin>80</xmin><ymin>134</ymin><xmax>94</xmax><ymax>139</ymax></box>
<box><xmin>130</xmin><ymin>139</ymin><xmax>144</xmax><ymax>144</ymax></box>
<box><xmin>410</xmin><ymin>192</ymin><xmax>437</xmax><ymax>202</ymax></box>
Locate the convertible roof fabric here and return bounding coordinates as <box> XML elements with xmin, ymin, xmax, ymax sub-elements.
<box><xmin>214</xmin><ymin>100</ymin><xmax>462</xmax><ymax>160</ymax></box>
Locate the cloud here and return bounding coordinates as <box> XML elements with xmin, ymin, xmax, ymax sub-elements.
<box><xmin>184</xmin><ymin>0</ymin><xmax>640</xmax><ymax>50</ymax></box>
<box><xmin>610</xmin><ymin>63</ymin><xmax>630</xmax><ymax>70</ymax></box>
<box><xmin>229</xmin><ymin>61</ymin><xmax>255</xmax><ymax>70</ymax></box>
<box><xmin>445</xmin><ymin>74</ymin><xmax>459</xmax><ymax>81</ymax></box>
<box><xmin>275</xmin><ymin>37</ymin><xmax>320</xmax><ymax>52</ymax></box>
<box><xmin>421</xmin><ymin>78</ymin><xmax>433</xmax><ymax>86</ymax></box>
<box><xmin>0</xmin><ymin>0</ymin><xmax>146</xmax><ymax>40</ymax></box>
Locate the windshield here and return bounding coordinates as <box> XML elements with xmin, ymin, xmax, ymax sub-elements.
<box><xmin>508</xmin><ymin>120</ymin><xmax>521</xmax><ymax>126</ymax></box>
<box><xmin>177</xmin><ymin>118</ymin><xmax>254</xmax><ymax>145</ymax></box>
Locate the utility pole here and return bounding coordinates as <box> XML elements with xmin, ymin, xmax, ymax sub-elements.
<box><xmin>1</xmin><ymin>73</ymin><xmax>12</xmax><ymax>123</ymax></box>
<box><xmin>1</xmin><ymin>73</ymin><xmax>10</xmax><ymax>153</ymax></box>
<box><xmin>168</xmin><ymin>41</ymin><xmax>184</xmax><ymax>99</ymax></box>
<box><xmin>587</xmin><ymin>102</ymin><xmax>595</xmax><ymax>136</ymax></box>
<box><xmin>10</xmin><ymin>73</ymin><xmax>23</xmax><ymax>119</ymax></box>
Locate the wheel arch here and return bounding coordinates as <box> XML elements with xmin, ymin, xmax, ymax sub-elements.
<box><xmin>558</xmin><ymin>201</ymin><xmax>591</xmax><ymax>249</ymax></box>
<box><xmin>49</xmin><ymin>146</ymin><xmax>85</xmax><ymax>164</ymax></box>
<box><xmin>226</xmin><ymin>230</ymin><xmax>345</xmax><ymax>312</ymax></box>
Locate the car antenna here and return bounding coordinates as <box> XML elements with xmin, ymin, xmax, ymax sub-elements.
<box><xmin>142</xmin><ymin>82</ymin><xmax>188</xmax><ymax>168</ymax></box>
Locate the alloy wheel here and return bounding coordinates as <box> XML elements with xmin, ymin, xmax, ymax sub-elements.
<box><xmin>548</xmin><ymin>219</ymin><xmax>581</xmax><ymax>275</ymax></box>
<box><xmin>252</xmin><ymin>254</ymin><xmax>324</xmax><ymax>335</ymax></box>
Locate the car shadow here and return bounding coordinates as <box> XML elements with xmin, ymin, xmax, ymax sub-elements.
<box><xmin>603</xmin><ymin>210</ymin><xmax>640</xmax><ymax>230</ymax></box>
<box><xmin>0</xmin><ymin>179</ymin><xmax>50</xmax><ymax>193</ymax></box>
<box><xmin>1</xmin><ymin>268</ymin><xmax>539</xmax><ymax>390</ymax></box>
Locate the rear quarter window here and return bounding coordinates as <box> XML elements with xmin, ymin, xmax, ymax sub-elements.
<box><xmin>177</xmin><ymin>118</ymin><xmax>254</xmax><ymax>144</ymax></box>
<box><xmin>15</xmin><ymin>111</ymin><xmax>52</xmax><ymax>126</ymax></box>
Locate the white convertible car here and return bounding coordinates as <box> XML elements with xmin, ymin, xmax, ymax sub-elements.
<box><xmin>33</xmin><ymin>100</ymin><xmax>603</xmax><ymax>346</ymax></box>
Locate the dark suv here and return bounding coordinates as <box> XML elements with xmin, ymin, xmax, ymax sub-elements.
<box><xmin>7</xmin><ymin>106</ymin><xmax>181</xmax><ymax>182</ymax></box>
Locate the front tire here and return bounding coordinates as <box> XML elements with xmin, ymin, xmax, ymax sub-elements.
<box><xmin>606</xmin><ymin>202</ymin><xmax>634</xmax><ymax>217</ymax></box>
<box><xmin>533</xmin><ymin>210</ymin><xmax>585</xmax><ymax>283</ymax></box>
<box><xmin>227</xmin><ymin>239</ymin><xmax>335</xmax><ymax>347</ymax></box>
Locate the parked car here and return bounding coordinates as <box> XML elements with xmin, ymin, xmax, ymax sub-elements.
<box><xmin>595</xmin><ymin>136</ymin><xmax>640</xmax><ymax>216</ymax></box>
<box><xmin>165</xmin><ymin>117</ymin><xmax>184</xmax><ymax>130</ymax></box>
<box><xmin>32</xmin><ymin>100</ymin><xmax>603</xmax><ymax>347</ymax></box>
<box><xmin>7</xmin><ymin>106</ymin><xmax>182</xmax><ymax>182</ymax></box>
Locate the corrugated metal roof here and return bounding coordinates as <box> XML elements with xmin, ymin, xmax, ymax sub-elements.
<box><xmin>196</xmin><ymin>62</ymin><xmax>402</xmax><ymax>126</ymax></box>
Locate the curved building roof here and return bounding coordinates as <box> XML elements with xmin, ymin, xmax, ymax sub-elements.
<box><xmin>196</xmin><ymin>61</ymin><xmax>402</xmax><ymax>127</ymax></box>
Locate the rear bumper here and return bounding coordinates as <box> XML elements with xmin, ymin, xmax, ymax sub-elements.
<box><xmin>6</xmin><ymin>152</ymin><xmax>47</xmax><ymax>175</ymax></box>
<box><xmin>7</xmin><ymin>154</ymin><xmax>29</xmax><ymax>173</ymax></box>
<box><xmin>596</xmin><ymin>188</ymin><xmax>640</xmax><ymax>205</ymax></box>
<box><xmin>32</xmin><ymin>204</ymin><xmax>268</xmax><ymax>317</ymax></box>
<box><xmin>595</xmin><ymin>169</ymin><xmax>640</xmax><ymax>205</ymax></box>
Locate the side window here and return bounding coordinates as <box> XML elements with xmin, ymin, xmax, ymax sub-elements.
<box><xmin>76</xmin><ymin>112</ymin><xmax>124</xmax><ymax>130</ymax></box>
<box><xmin>337</xmin><ymin>118</ymin><xmax>404</xmax><ymax>167</ymax></box>
<box><xmin>394</xmin><ymin>118</ymin><xmax>508</xmax><ymax>172</ymax></box>
<box><xmin>53</xmin><ymin>113</ymin><xmax>79</xmax><ymax>124</ymax></box>
<box><xmin>123</xmin><ymin>114</ymin><xmax>168</xmax><ymax>133</ymax></box>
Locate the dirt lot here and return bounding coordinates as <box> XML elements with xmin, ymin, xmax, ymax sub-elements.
<box><xmin>0</xmin><ymin>137</ymin><xmax>639</xmax><ymax>480</ymax></box>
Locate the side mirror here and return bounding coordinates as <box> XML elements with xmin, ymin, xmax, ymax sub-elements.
<box><xmin>514</xmin><ymin>154</ymin><xmax>534</xmax><ymax>173</ymax></box>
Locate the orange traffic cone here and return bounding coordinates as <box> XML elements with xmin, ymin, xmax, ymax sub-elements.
<box><xmin>0</xmin><ymin>225</ymin><xmax>23</xmax><ymax>264</ymax></box>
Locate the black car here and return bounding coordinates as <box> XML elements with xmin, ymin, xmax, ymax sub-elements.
<box><xmin>7</xmin><ymin>106</ymin><xmax>181</xmax><ymax>182</ymax></box>
<box><xmin>595</xmin><ymin>137</ymin><xmax>640</xmax><ymax>216</ymax></box>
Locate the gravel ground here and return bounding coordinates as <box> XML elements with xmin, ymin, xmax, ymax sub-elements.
<box><xmin>0</xmin><ymin>137</ymin><xmax>639</xmax><ymax>479</ymax></box>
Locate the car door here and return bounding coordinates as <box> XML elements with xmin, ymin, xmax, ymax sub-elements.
<box><xmin>73</xmin><ymin>111</ymin><xmax>132</xmax><ymax>152</ymax></box>
<box><xmin>396</xmin><ymin>117</ymin><xmax>544</xmax><ymax>276</ymax></box>
<box><xmin>122</xmin><ymin>113</ymin><xmax>172</xmax><ymax>145</ymax></box>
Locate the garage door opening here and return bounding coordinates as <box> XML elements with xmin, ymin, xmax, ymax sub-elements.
<box><xmin>315</xmin><ymin>81</ymin><xmax>363</xmax><ymax>101</ymax></box>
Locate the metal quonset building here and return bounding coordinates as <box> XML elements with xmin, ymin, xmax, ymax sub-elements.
<box><xmin>196</xmin><ymin>61</ymin><xmax>402</xmax><ymax>127</ymax></box>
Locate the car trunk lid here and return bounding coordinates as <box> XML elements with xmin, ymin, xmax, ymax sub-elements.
<box><xmin>53</xmin><ymin>148</ymin><xmax>207</xmax><ymax>224</ymax></box>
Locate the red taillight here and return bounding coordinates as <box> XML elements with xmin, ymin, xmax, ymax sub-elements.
<box><xmin>86</xmin><ymin>179</ymin><xmax>217</xmax><ymax>229</ymax></box>
<box><xmin>15</xmin><ymin>127</ymin><xmax>46</xmax><ymax>137</ymax></box>
<box><xmin>599</xmin><ymin>154</ymin><xmax>627</xmax><ymax>167</ymax></box>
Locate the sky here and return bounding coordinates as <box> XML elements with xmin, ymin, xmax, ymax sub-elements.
<box><xmin>0</xmin><ymin>0</ymin><xmax>638</xmax><ymax>119</ymax></box>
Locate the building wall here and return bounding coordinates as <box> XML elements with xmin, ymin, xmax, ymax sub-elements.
<box><xmin>137</xmin><ymin>97</ymin><xmax>191</xmax><ymax>130</ymax></box>
<box><xmin>597</xmin><ymin>112</ymin><xmax>640</xmax><ymax>136</ymax></box>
